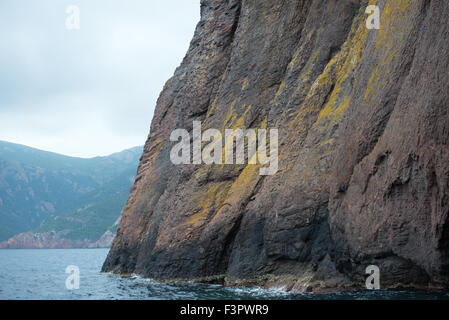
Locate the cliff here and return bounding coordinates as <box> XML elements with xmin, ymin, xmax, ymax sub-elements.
<box><xmin>103</xmin><ymin>0</ymin><xmax>449</xmax><ymax>291</ymax></box>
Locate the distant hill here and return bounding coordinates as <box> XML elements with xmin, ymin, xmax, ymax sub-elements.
<box><xmin>0</xmin><ymin>140</ymin><xmax>142</xmax><ymax>248</ymax></box>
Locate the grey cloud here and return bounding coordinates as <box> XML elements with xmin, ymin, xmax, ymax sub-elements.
<box><xmin>0</xmin><ymin>0</ymin><xmax>199</xmax><ymax>157</ymax></box>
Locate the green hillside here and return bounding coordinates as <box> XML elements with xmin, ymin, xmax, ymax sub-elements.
<box><xmin>0</xmin><ymin>140</ymin><xmax>142</xmax><ymax>242</ymax></box>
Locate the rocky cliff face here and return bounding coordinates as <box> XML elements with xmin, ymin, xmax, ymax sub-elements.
<box><xmin>103</xmin><ymin>0</ymin><xmax>449</xmax><ymax>291</ymax></box>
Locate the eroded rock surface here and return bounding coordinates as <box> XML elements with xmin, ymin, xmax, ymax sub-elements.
<box><xmin>103</xmin><ymin>0</ymin><xmax>449</xmax><ymax>291</ymax></box>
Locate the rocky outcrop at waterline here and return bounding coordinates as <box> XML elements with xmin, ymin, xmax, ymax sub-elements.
<box><xmin>103</xmin><ymin>0</ymin><xmax>449</xmax><ymax>291</ymax></box>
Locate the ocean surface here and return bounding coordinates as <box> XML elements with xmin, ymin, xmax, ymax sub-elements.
<box><xmin>0</xmin><ymin>248</ymin><xmax>448</xmax><ymax>300</ymax></box>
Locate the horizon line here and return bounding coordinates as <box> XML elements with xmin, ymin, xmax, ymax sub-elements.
<box><xmin>0</xmin><ymin>139</ymin><xmax>143</xmax><ymax>160</ymax></box>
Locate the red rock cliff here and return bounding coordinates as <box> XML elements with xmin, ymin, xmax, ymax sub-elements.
<box><xmin>103</xmin><ymin>0</ymin><xmax>449</xmax><ymax>291</ymax></box>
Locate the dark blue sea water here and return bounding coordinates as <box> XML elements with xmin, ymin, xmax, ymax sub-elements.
<box><xmin>0</xmin><ymin>249</ymin><xmax>448</xmax><ymax>300</ymax></box>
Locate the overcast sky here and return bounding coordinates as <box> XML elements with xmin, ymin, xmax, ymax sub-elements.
<box><xmin>0</xmin><ymin>0</ymin><xmax>199</xmax><ymax>158</ymax></box>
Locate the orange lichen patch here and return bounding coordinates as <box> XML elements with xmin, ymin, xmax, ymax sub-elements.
<box><xmin>222</xmin><ymin>103</ymin><xmax>253</xmax><ymax>154</ymax></box>
<box><xmin>288</xmin><ymin>49</ymin><xmax>301</xmax><ymax>70</ymax></box>
<box><xmin>260</xmin><ymin>118</ymin><xmax>268</xmax><ymax>130</ymax></box>
<box><xmin>211</xmin><ymin>163</ymin><xmax>261</xmax><ymax>222</ymax></box>
<box><xmin>186</xmin><ymin>181</ymin><xmax>232</xmax><ymax>226</ymax></box>
<box><xmin>208</xmin><ymin>121</ymin><xmax>269</xmax><ymax>222</ymax></box>
<box><xmin>317</xmin><ymin>96</ymin><xmax>351</xmax><ymax>123</ymax></box>
<box><xmin>364</xmin><ymin>67</ymin><xmax>381</xmax><ymax>102</ymax></box>
<box><xmin>275</xmin><ymin>81</ymin><xmax>287</xmax><ymax>98</ymax></box>
<box><xmin>365</xmin><ymin>0</ymin><xmax>417</xmax><ymax>102</ymax></box>
<box><xmin>241</xmin><ymin>78</ymin><xmax>249</xmax><ymax>91</ymax></box>
<box><xmin>206</xmin><ymin>94</ymin><xmax>219</xmax><ymax>119</ymax></box>
<box><xmin>221</xmin><ymin>67</ymin><xmax>229</xmax><ymax>83</ymax></box>
<box><xmin>282</xmin><ymin>30</ymin><xmax>316</xmax><ymax>103</ymax></box>
<box><xmin>376</xmin><ymin>0</ymin><xmax>414</xmax><ymax>49</ymax></box>
<box><xmin>319</xmin><ymin>138</ymin><xmax>335</xmax><ymax>147</ymax></box>
<box><xmin>200</xmin><ymin>129</ymin><xmax>224</xmax><ymax>162</ymax></box>
<box><xmin>147</xmin><ymin>137</ymin><xmax>164</xmax><ymax>162</ymax></box>
<box><xmin>286</xmin><ymin>9</ymin><xmax>370</xmax><ymax>182</ymax></box>
<box><xmin>231</xmin><ymin>162</ymin><xmax>260</xmax><ymax>194</ymax></box>
<box><xmin>292</xmin><ymin>58</ymin><xmax>333</xmax><ymax>125</ymax></box>
<box><xmin>234</xmin><ymin>105</ymin><xmax>252</xmax><ymax>129</ymax></box>
<box><xmin>286</xmin><ymin>46</ymin><xmax>324</xmax><ymax>109</ymax></box>
<box><xmin>314</xmin><ymin>10</ymin><xmax>368</xmax><ymax>124</ymax></box>
<box><xmin>220</xmin><ymin>105</ymin><xmax>256</xmax><ymax>165</ymax></box>
<box><xmin>288</xmin><ymin>29</ymin><xmax>313</xmax><ymax>70</ymax></box>
<box><xmin>224</xmin><ymin>100</ymin><xmax>238</xmax><ymax>129</ymax></box>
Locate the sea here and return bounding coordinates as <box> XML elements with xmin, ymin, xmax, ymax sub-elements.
<box><xmin>0</xmin><ymin>248</ymin><xmax>448</xmax><ymax>300</ymax></box>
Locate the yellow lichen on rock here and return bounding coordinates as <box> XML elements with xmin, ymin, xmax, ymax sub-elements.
<box><xmin>365</xmin><ymin>0</ymin><xmax>417</xmax><ymax>102</ymax></box>
<box><xmin>186</xmin><ymin>181</ymin><xmax>232</xmax><ymax>226</ymax></box>
<box><xmin>316</xmin><ymin>12</ymin><xmax>368</xmax><ymax>124</ymax></box>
